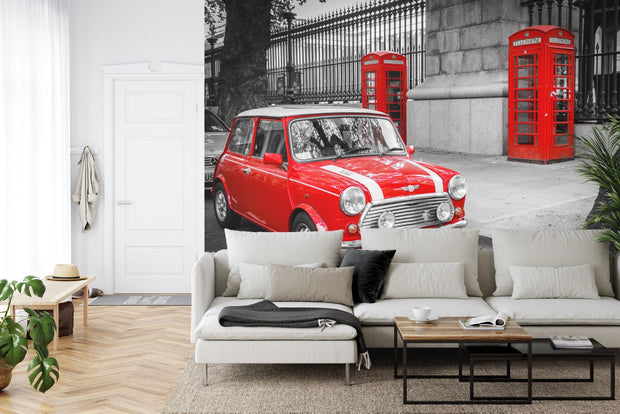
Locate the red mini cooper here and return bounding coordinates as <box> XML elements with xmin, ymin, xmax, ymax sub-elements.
<box><xmin>212</xmin><ymin>106</ymin><xmax>467</xmax><ymax>247</ymax></box>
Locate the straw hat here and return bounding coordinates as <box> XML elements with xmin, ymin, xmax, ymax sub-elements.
<box><xmin>46</xmin><ymin>264</ymin><xmax>87</xmax><ymax>281</ymax></box>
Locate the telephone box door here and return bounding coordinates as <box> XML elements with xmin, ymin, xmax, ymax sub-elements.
<box><xmin>548</xmin><ymin>51</ymin><xmax>574</xmax><ymax>160</ymax></box>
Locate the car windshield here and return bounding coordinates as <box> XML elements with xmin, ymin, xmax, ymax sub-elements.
<box><xmin>289</xmin><ymin>116</ymin><xmax>405</xmax><ymax>161</ymax></box>
<box><xmin>205</xmin><ymin>110</ymin><xmax>229</xmax><ymax>132</ymax></box>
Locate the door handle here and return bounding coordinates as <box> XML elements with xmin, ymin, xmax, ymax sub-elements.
<box><xmin>117</xmin><ymin>200</ymin><xmax>132</xmax><ymax>206</ymax></box>
<box><xmin>241</xmin><ymin>167</ymin><xmax>251</xmax><ymax>175</ymax></box>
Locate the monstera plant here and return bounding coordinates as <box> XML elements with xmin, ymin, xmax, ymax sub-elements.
<box><xmin>0</xmin><ymin>276</ymin><xmax>59</xmax><ymax>393</ymax></box>
<box><xmin>576</xmin><ymin>115</ymin><xmax>620</xmax><ymax>252</ymax></box>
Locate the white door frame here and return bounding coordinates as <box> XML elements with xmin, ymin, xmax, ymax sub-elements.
<box><xmin>103</xmin><ymin>62</ymin><xmax>204</xmax><ymax>294</ymax></box>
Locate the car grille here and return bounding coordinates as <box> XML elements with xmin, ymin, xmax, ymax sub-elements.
<box><xmin>204</xmin><ymin>157</ymin><xmax>217</xmax><ymax>188</ymax></box>
<box><xmin>358</xmin><ymin>193</ymin><xmax>453</xmax><ymax>229</ymax></box>
<box><xmin>205</xmin><ymin>156</ymin><xmax>218</xmax><ymax>168</ymax></box>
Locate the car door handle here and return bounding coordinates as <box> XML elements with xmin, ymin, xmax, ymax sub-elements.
<box><xmin>241</xmin><ymin>167</ymin><xmax>251</xmax><ymax>175</ymax></box>
<box><xmin>117</xmin><ymin>200</ymin><xmax>132</xmax><ymax>206</ymax></box>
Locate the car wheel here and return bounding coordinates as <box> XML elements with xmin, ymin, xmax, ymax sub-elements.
<box><xmin>290</xmin><ymin>212</ymin><xmax>317</xmax><ymax>232</ymax></box>
<box><xmin>213</xmin><ymin>183</ymin><xmax>240</xmax><ymax>229</ymax></box>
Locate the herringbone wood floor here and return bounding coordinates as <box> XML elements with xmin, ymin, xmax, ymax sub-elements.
<box><xmin>0</xmin><ymin>304</ymin><xmax>193</xmax><ymax>413</ymax></box>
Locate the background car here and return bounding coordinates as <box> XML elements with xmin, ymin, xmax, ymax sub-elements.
<box><xmin>212</xmin><ymin>106</ymin><xmax>467</xmax><ymax>246</ymax></box>
<box><xmin>204</xmin><ymin>108</ymin><xmax>230</xmax><ymax>189</ymax></box>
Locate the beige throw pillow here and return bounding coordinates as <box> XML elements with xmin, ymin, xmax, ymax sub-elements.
<box><xmin>361</xmin><ymin>228</ymin><xmax>482</xmax><ymax>296</ymax></box>
<box><xmin>265</xmin><ymin>264</ymin><xmax>355</xmax><ymax>306</ymax></box>
<box><xmin>510</xmin><ymin>264</ymin><xmax>600</xmax><ymax>300</ymax></box>
<box><xmin>222</xmin><ymin>229</ymin><xmax>343</xmax><ymax>296</ymax></box>
<box><xmin>237</xmin><ymin>262</ymin><xmax>324</xmax><ymax>299</ymax></box>
<box><xmin>492</xmin><ymin>229</ymin><xmax>613</xmax><ymax>297</ymax></box>
<box><xmin>381</xmin><ymin>262</ymin><xmax>468</xmax><ymax>299</ymax></box>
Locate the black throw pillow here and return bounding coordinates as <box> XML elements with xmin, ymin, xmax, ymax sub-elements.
<box><xmin>340</xmin><ymin>249</ymin><xmax>396</xmax><ymax>303</ymax></box>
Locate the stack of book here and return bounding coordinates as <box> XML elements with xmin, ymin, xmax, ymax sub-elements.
<box><xmin>550</xmin><ymin>335</ymin><xmax>593</xmax><ymax>349</ymax></box>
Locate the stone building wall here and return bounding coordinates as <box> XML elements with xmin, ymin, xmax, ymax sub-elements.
<box><xmin>407</xmin><ymin>0</ymin><xmax>527</xmax><ymax>155</ymax></box>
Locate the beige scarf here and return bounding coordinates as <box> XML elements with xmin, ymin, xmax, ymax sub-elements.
<box><xmin>72</xmin><ymin>146</ymin><xmax>100</xmax><ymax>231</ymax></box>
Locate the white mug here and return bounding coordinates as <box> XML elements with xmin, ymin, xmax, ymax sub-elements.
<box><xmin>412</xmin><ymin>306</ymin><xmax>431</xmax><ymax>320</ymax></box>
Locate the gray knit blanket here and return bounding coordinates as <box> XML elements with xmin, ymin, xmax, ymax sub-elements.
<box><xmin>219</xmin><ymin>300</ymin><xmax>371</xmax><ymax>369</ymax></box>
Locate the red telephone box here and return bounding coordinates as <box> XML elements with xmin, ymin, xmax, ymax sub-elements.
<box><xmin>362</xmin><ymin>51</ymin><xmax>407</xmax><ymax>143</ymax></box>
<box><xmin>508</xmin><ymin>25</ymin><xmax>575</xmax><ymax>163</ymax></box>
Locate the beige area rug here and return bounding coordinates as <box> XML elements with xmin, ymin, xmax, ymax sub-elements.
<box><xmin>163</xmin><ymin>349</ymin><xmax>619</xmax><ymax>413</ymax></box>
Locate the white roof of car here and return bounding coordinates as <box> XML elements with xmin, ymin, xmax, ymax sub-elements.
<box><xmin>236</xmin><ymin>105</ymin><xmax>388</xmax><ymax>118</ymax></box>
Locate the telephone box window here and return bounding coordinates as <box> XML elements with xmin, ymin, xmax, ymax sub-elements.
<box><xmin>518</xmin><ymin>101</ymin><xmax>537</xmax><ymax>111</ymax></box>
<box><xmin>517</xmin><ymin>124</ymin><xmax>537</xmax><ymax>134</ymax></box>
<box><xmin>517</xmin><ymin>112</ymin><xmax>537</xmax><ymax>122</ymax></box>
<box><xmin>518</xmin><ymin>78</ymin><xmax>538</xmax><ymax>88</ymax></box>
<box><xmin>517</xmin><ymin>90</ymin><xmax>538</xmax><ymax>100</ymax></box>
<box><xmin>518</xmin><ymin>135</ymin><xmax>535</xmax><ymax>145</ymax></box>
<box><xmin>555</xmin><ymin>135</ymin><xmax>569</xmax><ymax>146</ymax></box>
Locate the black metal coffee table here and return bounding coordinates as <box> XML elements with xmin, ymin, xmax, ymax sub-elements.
<box><xmin>460</xmin><ymin>338</ymin><xmax>616</xmax><ymax>401</ymax></box>
<box><xmin>394</xmin><ymin>317</ymin><xmax>533</xmax><ymax>404</ymax></box>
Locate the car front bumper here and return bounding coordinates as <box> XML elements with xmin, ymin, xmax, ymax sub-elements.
<box><xmin>341</xmin><ymin>218</ymin><xmax>468</xmax><ymax>248</ymax></box>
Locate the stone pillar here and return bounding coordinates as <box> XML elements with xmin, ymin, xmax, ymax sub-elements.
<box><xmin>407</xmin><ymin>0</ymin><xmax>525</xmax><ymax>155</ymax></box>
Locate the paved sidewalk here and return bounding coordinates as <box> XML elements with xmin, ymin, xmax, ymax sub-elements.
<box><xmin>414</xmin><ymin>149</ymin><xmax>598</xmax><ymax>239</ymax></box>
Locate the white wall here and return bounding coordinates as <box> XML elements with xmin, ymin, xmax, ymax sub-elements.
<box><xmin>69</xmin><ymin>0</ymin><xmax>204</xmax><ymax>292</ymax></box>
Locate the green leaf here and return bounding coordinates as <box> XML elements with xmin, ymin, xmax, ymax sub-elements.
<box><xmin>27</xmin><ymin>355</ymin><xmax>59</xmax><ymax>393</ymax></box>
<box><xmin>15</xmin><ymin>276</ymin><xmax>46</xmax><ymax>298</ymax></box>
<box><xmin>0</xmin><ymin>318</ymin><xmax>28</xmax><ymax>366</ymax></box>
<box><xmin>26</xmin><ymin>308</ymin><xmax>56</xmax><ymax>347</ymax></box>
<box><xmin>0</xmin><ymin>279</ymin><xmax>16</xmax><ymax>301</ymax></box>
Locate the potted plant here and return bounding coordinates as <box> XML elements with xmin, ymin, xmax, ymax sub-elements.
<box><xmin>576</xmin><ymin>115</ymin><xmax>620</xmax><ymax>252</ymax></box>
<box><xmin>0</xmin><ymin>276</ymin><xmax>59</xmax><ymax>393</ymax></box>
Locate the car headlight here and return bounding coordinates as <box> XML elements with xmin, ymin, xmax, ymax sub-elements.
<box><xmin>340</xmin><ymin>187</ymin><xmax>366</xmax><ymax>216</ymax></box>
<box><xmin>436</xmin><ymin>202</ymin><xmax>454</xmax><ymax>223</ymax></box>
<box><xmin>378</xmin><ymin>211</ymin><xmax>395</xmax><ymax>229</ymax></box>
<box><xmin>448</xmin><ymin>175</ymin><xmax>467</xmax><ymax>200</ymax></box>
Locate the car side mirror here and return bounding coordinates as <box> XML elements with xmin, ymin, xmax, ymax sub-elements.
<box><xmin>406</xmin><ymin>145</ymin><xmax>416</xmax><ymax>155</ymax></box>
<box><xmin>263</xmin><ymin>153</ymin><xmax>284</xmax><ymax>165</ymax></box>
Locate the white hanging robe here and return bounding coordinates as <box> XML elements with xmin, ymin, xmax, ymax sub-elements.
<box><xmin>72</xmin><ymin>146</ymin><xmax>100</xmax><ymax>231</ymax></box>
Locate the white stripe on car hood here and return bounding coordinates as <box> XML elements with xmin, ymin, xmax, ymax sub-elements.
<box><xmin>404</xmin><ymin>159</ymin><xmax>443</xmax><ymax>193</ymax></box>
<box><xmin>321</xmin><ymin>165</ymin><xmax>384</xmax><ymax>201</ymax></box>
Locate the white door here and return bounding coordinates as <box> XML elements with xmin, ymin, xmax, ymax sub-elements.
<box><xmin>113</xmin><ymin>79</ymin><xmax>200</xmax><ymax>293</ymax></box>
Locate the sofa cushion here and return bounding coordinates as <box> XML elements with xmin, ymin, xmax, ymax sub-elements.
<box><xmin>353</xmin><ymin>298</ymin><xmax>497</xmax><ymax>325</ymax></box>
<box><xmin>222</xmin><ymin>229</ymin><xmax>343</xmax><ymax>296</ymax></box>
<box><xmin>195</xmin><ymin>297</ymin><xmax>357</xmax><ymax>340</ymax></box>
<box><xmin>237</xmin><ymin>262</ymin><xmax>324</xmax><ymax>299</ymax></box>
<box><xmin>382</xmin><ymin>262</ymin><xmax>468</xmax><ymax>299</ymax></box>
<box><xmin>340</xmin><ymin>249</ymin><xmax>395</xmax><ymax>303</ymax></box>
<box><xmin>265</xmin><ymin>264</ymin><xmax>354</xmax><ymax>306</ymax></box>
<box><xmin>361</xmin><ymin>228</ymin><xmax>483</xmax><ymax>296</ymax></box>
<box><xmin>486</xmin><ymin>296</ymin><xmax>620</xmax><ymax>325</ymax></box>
<box><xmin>510</xmin><ymin>264</ymin><xmax>600</xmax><ymax>300</ymax></box>
<box><xmin>492</xmin><ymin>229</ymin><xmax>613</xmax><ymax>297</ymax></box>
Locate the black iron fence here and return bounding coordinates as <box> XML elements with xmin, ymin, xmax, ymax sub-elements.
<box><xmin>523</xmin><ymin>0</ymin><xmax>620</xmax><ymax>122</ymax></box>
<box><xmin>267</xmin><ymin>0</ymin><xmax>426</xmax><ymax>104</ymax></box>
<box><xmin>205</xmin><ymin>0</ymin><xmax>426</xmax><ymax>105</ymax></box>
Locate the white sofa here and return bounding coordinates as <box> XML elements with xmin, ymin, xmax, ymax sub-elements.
<box><xmin>191</xmin><ymin>230</ymin><xmax>359</xmax><ymax>385</ymax></box>
<box><xmin>191</xmin><ymin>228</ymin><xmax>620</xmax><ymax>385</ymax></box>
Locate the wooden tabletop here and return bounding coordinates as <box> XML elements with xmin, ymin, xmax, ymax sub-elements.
<box><xmin>8</xmin><ymin>276</ymin><xmax>96</xmax><ymax>306</ymax></box>
<box><xmin>394</xmin><ymin>316</ymin><xmax>532</xmax><ymax>342</ymax></box>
